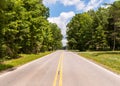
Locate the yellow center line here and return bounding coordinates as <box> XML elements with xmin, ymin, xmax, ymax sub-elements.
<box><xmin>53</xmin><ymin>52</ymin><xmax>64</xmax><ymax>86</ymax></box>
<box><xmin>59</xmin><ymin>54</ymin><xmax>63</xmax><ymax>86</ymax></box>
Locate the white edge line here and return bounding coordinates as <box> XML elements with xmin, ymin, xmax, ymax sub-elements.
<box><xmin>72</xmin><ymin>52</ymin><xmax>120</xmax><ymax>79</ymax></box>
<box><xmin>0</xmin><ymin>52</ymin><xmax>55</xmax><ymax>78</ymax></box>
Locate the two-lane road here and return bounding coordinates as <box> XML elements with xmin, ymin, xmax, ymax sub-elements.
<box><xmin>0</xmin><ymin>50</ymin><xmax>120</xmax><ymax>86</ymax></box>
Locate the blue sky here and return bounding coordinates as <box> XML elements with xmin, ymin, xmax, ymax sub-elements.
<box><xmin>43</xmin><ymin>0</ymin><xmax>115</xmax><ymax>46</ymax></box>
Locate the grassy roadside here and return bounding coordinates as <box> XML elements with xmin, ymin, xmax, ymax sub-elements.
<box><xmin>79</xmin><ymin>51</ymin><xmax>120</xmax><ymax>74</ymax></box>
<box><xmin>0</xmin><ymin>52</ymin><xmax>52</xmax><ymax>72</ymax></box>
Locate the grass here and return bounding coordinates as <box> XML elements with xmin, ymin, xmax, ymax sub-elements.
<box><xmin>79</xmin><ymin>51</ymin><xmax>120</xmax><ymax>74</ymax></box>
<box><xmin>0</xmin><ymin>52</ymin><xmax>52</xmax><ymax>71</ymax></box>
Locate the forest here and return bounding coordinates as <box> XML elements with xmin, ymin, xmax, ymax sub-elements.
<box><xmin>67</xmin><ymin>1</ymin><xmax>120</xmax><ymax>51</ymax></box>
<box><xmin>0</xmin><ymin>0</ymin><xmax>63</xmax><ymax>60</ymax></box>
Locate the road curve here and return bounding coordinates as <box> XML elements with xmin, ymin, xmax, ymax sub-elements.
<box><xmin>0</xmin><ymin>50</ymin><xmax>120</xmax><ymax>86</ymax></box>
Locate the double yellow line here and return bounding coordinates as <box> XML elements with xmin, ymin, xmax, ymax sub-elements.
<box><xmin>53</xmin><ymin>53</ymin><xmax>64</xmax><ymax>86</ymax></box>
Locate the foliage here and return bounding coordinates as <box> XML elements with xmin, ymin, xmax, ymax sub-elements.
<box><xmin>67</xmin><ymin>13</ymin><xmax>93</xmax><ymax>50</ymax></box>
<box><xmin>79</xmin><ymin>51</ymin><xmax>120</xmax><ymax>74</ymax></box>
<box><xmin>0</xmin><ymin>52</ymin><xmax>51</xmax><ymax>71</ymax></box>
<box><xmin>0</xmin><ymin>0</ymin><xmax>62</xmax><ymax>60</ymax></box>
<box><xmin>50</xmin><ymin>23</ymin><xmax>63</xmax><ymax>50</ymax></box>
<box><xmin>107</xmin><ymin>1</ymin><xmax>120</xmax><ymax>50</ymax></box>
<box><xmin>67</xmin><ymin>1</ymin><xmax>120</xmax><ymax>51</ymax></box>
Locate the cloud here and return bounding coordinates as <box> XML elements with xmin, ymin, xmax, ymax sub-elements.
<box><xmin>59</xmin><ymin>0</ymin><xmax>80</xmax><ymax>6</ymax></box>
<box><xmin>43</xmin><ymin>0</ymin><xmax>57</xmax><ymax>5</ymax></box>
<box><xmin>43</xmin><ymin>0</ymin><xmax>113</xmax><ymax>46</ymax></box>
<box><xmin>62</xmin><ymin>39</ymin><xmax>68</xmax><ymax>46</ymax></box>
<box><xmin>48</xmin><ymin>11</ymin><xmax>75</xmax><ymax>46</ymax></box>
<box><xmin>59</xmin><ymin>0</ymin><xmax>85</xmax><ymax>11</ymax></box>
<box><xmin>109</xmin><ymin>0</ymin><xmax>115</xmax><ymax>3</ymax></box>
<box><xmin>76</xmin><ymin>1</ymin><xmax>85</xmax><ymax>11</ymax></box>
<box><xmin>48</xmin><ymin>11</ymin><xmax>75</xmax><ymax>36</ymax></box>
<box><xmin>101</xmin><ymin>5</ymin><xmax>110</xmax><ymax>8</ymax></box>
<box><xmin>43</xmin><ymin>0</ymin><xmax>105</xmax><ymax>12</ymax></box>
<box><xmin>84</xmin><ymin>0</ymin><xmax>103</xmax><ymax>12</ymax></box>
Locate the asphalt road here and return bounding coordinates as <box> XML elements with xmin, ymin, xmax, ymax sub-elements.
<box><xmin>0</xmin><ymin>50</ymin><xmax>120</xmax><ymax>86</ymax></box>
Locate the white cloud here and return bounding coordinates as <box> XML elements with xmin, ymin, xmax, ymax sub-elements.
<box><xmin>43</xmin><ymin>0</ymin><xmax>104</xmax><ymax>12</ymax></box>
<box><xmin>59</xmin><ymin>0</ymin><xmax>85</xmax><ymax>11</ymax></box>
<box><xmin>48</xmin><ymin>11</ymin><xmax>75</xmax><ymax>36</ymax></box>
<box><xmin>100</xmin><ymin>0</ymin><xmax>114</xmax><ymax>8</ymax></box>
<box><xmin>48</xmin><ymin>11</ymin><xmax>75</xmax><ymax>46</ymax></box>
<box><xmin>76</xmin><ymin>1</ymin><xmax>85</xmax><ymax>11</ymax></box>
<box><xmin>109</xmin><ymin>0</ymin><xmax>115</xmax><ymax>3</ymax></box>
<box><xmin>43</xmin><ymin>0</ymin><xmax>107</xmax><ymax>46</ymax></box>
<box><xmin>84</xmin><ymin>0</ymin><xmax>103</xmax><ymax>12</ymax></box>
<box><xmin>59</xmin><ymin>0</ymin><xmax>80</xmax><ymax>6</ymax></box>
<box><xmin>62</xmin><ymin>39</ymin><xmax>68</xmax><ymax>46</ymax></box>
<box><xmin>43</xmin><ymin>0</ymin><xmax>57</xmax><ymax>5</ymax></box>
<box><xmin>101</xmin><ymin>5</ymin><xmax>110</xmax><ymax>8</ymax></box>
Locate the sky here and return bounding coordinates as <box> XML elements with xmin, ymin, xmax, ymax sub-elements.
<box><xmin>43</xmin><ymin>0</ymin><xmax>115</xmax><ymax>46</ymax></box>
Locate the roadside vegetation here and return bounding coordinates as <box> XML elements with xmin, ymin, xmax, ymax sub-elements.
<box><xmin>0</xmin><ymin>52</ymin><xmax>51</xmax><ymax>71</ymax></box>
<box><xmin>67</xmin><ymin>1</ymin><xmax>120</xmax><ymax>51</ymax></box>
<box><xmin>79</xmin><ymin>51</ymin><xmax>120</xmax><ymax>74</ymax></box>
<box><xmin>67</xmin><ymin>0</ymin><xmax>120</xmax><ymax>74</ymax></box>
<box><xmin>0</xmin><ymin>0</ymin><xmax>62</xmax><ymax>71</ymax></box>
<box><xmin>0</xmin><ymin>1</ymin><xmax>62</xmax><ymax>60</ymax></box>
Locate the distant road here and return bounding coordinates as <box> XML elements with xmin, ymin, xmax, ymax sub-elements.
<box><xmin>0</xmin><ymin>50</ymin><xmax>120</xmax><ymax>86</ymax></box>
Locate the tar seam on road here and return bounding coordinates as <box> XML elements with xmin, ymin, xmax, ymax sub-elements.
<box><xmin>53</xmin><ymin>52</ymin><xmax>64</xmax><ymax>86</ymax></box>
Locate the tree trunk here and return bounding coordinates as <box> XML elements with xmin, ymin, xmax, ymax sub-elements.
<box><xmin>113</xmin><ymin>36</ymin><xmax>115</xmax><ymax>51</ymax></box>
<box><xmin>113</xmin><ymin>23</ymin><xmax>116</xmax><ymax>51</ymax></box>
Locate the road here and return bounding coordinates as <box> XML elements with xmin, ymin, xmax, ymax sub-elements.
<box><xmin>0</xmin><ymin>50</ymin><xmax>120</xmax><ymax>86</ymax></box>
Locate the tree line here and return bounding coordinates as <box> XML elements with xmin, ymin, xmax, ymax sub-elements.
<box><xmin>0</xmin><ymin>0</ymin><xmax>62</xmax><ymax>60</ymax></box>
<box><xmin>67</xmin><ymin>1</ymin><xmax>120</xmax><ymax>51</ymax></box>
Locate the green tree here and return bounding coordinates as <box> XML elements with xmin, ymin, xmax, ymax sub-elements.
<box><xmin>0</xmin><ymin>0</ymin><xmax>62</xmax><ymax>60</ymax></box>
<box><xmin>50</xmin><ymin>23</ymin><xmax>62</xmax><ymax>50</ymax></box>
<box><xmin>67</xmin><ymin>8</ymin><xmax>110</xmax><ymax>51</ymax></box>
<box><xmin>67</xmin><ymin>13</ymin><xmax>93</xmax><ymax>51</ymax></box>
<box><xmin>0</xmin><ymin>0</ymin><xmax>7</xmax><ymax>59</ymax></box>
<box><xmin>3</xmin><ymin>0</ymin><xmax>27</xmax><ymax>58</ymax></box>
<box><xmin>20</xmin><ymin>0</ymin><xmax>49</xmax><ymax>53</ymax></box>
<box><xmin>107</xmin><ymin>1</ymin><xmax>120</xmax><ymax>50</ymax></box>
<box><xmin>2</xmin><ymin>0</ymin><xmax>50</xmax><ymax>58</ymax></box>
<box><xmin>88</xmin><ymin>8</ymin><xmax>109</xmax><ymax>50</ymax></box>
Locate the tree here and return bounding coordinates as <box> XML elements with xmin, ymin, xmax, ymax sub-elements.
<box><xmin>107</xmin><ymin>1</ymin><xmax>120</xmax><ymax>50</ymax></box>
<box><xmin>2</xmin><ymin>0</ymin><xmax>28</xmax><ymax>58</ymax></box>
<box><xmin>1</xmin><ymin>0</ymin><xmax>50</xmax><ymax>58</ymax></box>
<box><xmin>20</xmin><ymin>0</ymin><xmax>50</xmax><ymax>53</ymax></box>
<box><xmin>88</xmin><ymin>8</ymin><xmax>109</xmax><ymax>50</ymax></box>
<box><xmin>0</xmin><ymin>0</ymin><xmax>63</xmax><ymax>59</ymax></box>
<box><xmin>0</xmin><ymin>0</ymin><xmax>7</xmax><ymax>59</ymax></box>
<box><xmin>50</xmin><ymin>23</ymin><xmax>62</xmax><ymax>50</ymax></box>
<box><xmin>67</xmin><ymin>13</ymin><xmax>93</xmax><ymax>51</ymax></box>
<box><xmin>67</xmin><ymin>7</ymin><xmax>110</xmax><ymax>51</ymax></box>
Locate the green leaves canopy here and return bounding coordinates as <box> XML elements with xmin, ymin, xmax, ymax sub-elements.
<box><xmin>0</xmin><ymin>0</ymin><xmax>62</xmax><ymax>59</ymax></box>
<box><xmin>67</xmin><ymin>1</ymin><xmax>120</xmax><ymax>51</ymax></box>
